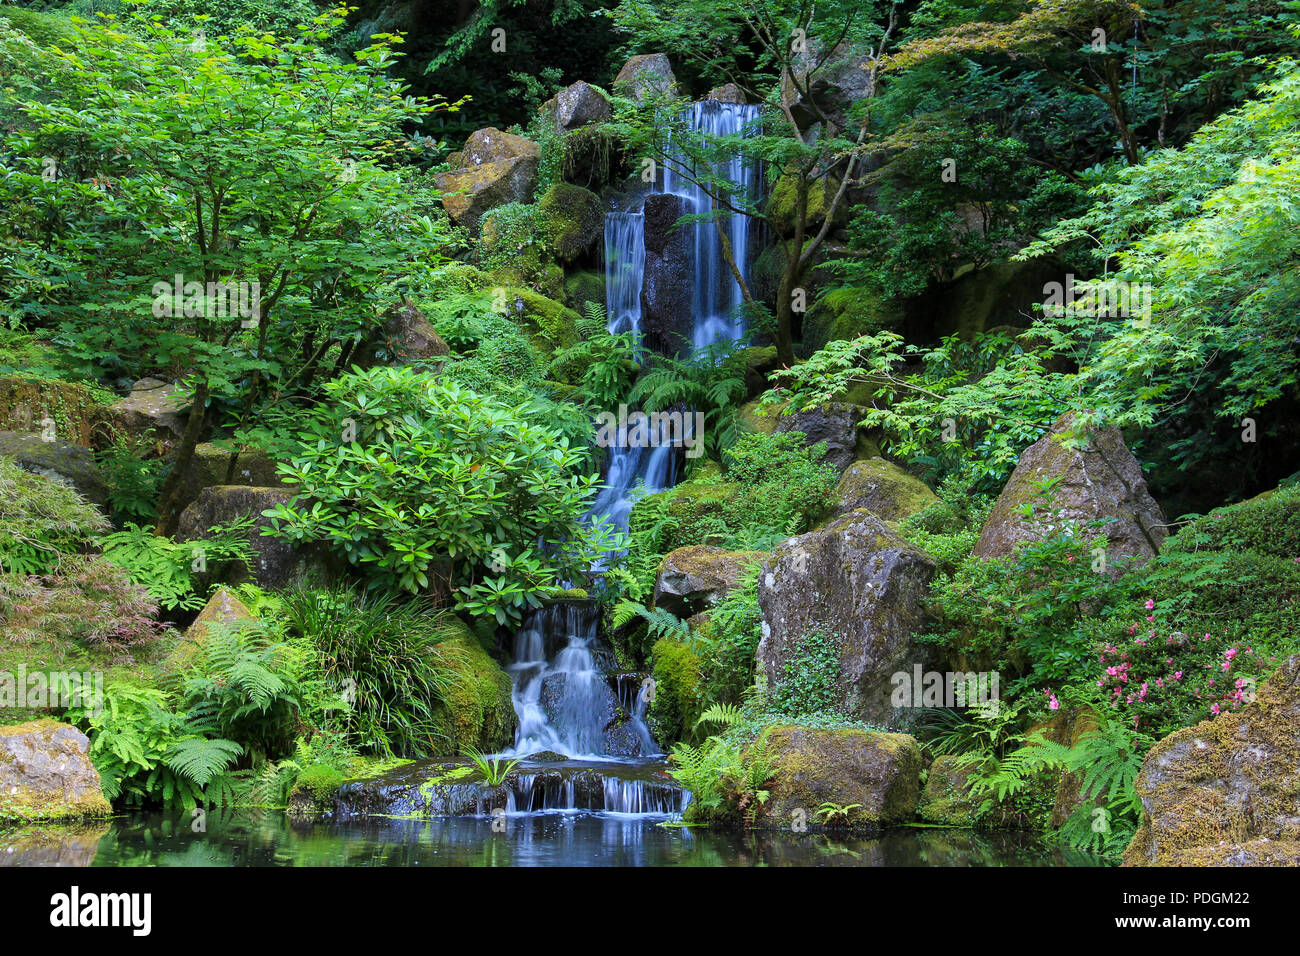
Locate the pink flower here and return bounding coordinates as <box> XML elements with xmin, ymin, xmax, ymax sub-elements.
<box><xmin>1144</xmin><ymin>599</ymin><xmax>1155</xmax><ymax>610</ymax></box>
<box><xmin>1174</xmin><ymin>671</ymin><xmax>1182</xmax><ymax>680</ymax></box>
<box><xmin>1210</xmin><ymin>703</ymin><xmax>1221</xmax><ymax>715</ymax></box>
<box><xmin>1048</xmin><ymin>694</ymin><xmax>1060</xmax><ymax>711</ymax></box>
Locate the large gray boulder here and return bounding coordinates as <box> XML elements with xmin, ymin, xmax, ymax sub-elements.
<box><xmin>177</xmin><ymin>485</ymin><xmax>322</xmax><ymax>590</ymax></box>
<box><xmin>974</xmin><ymin>412</ymin><xmax>1167</xmax><ymax>568</ymax></box>
<box><xmin>0</xmin><ymin>431</ymin><xmax>107</xmax><ymax>507</ymax></box>
<box><xmin>774</xmin><ymin>402</ymin><xmax>866</xmax><ymax>474</ymax></box>
<box><xmin>653</xmin><ymin>545</ymin><xmax>766</xmax><ymax>618</ymax></box>
<box><xmin>0</xmin><ymin>720</ymin><xmax>112</xmax><ymax>823</ymax></box>
<box><xmin>613</xmin><ymin>53</ymin><xmax>678</xmax><ymax>103</ymax></box>
<box><xmin>757</xmin><ymin>509</ymin><xmax>935</xmax><ymax>726</ymax></box>
<box><xmin>457</xmin><ymin>127</ymin><xmax>540</xmax><ymax>167</ymax></box>
<box><xmin>641</xmin><ymin>192</ymin><xmax>694</xmax><ymax>356</ymax></box>
<box><xmin>178</xmin><ymin>442</ymin><xmax>287</xmax><ymax>514</ymax></box>
<box><xmin>436</xmin><ymin>152</ymin><xmax>539</xmax><ymax>233</ymax></box>
<box><xmin>543</xmin><ymin>80</ymin><xmax>611</xmax><ymax>131</ymax></box>
<box><xmin>780</xmin><ymin>40</ymin><xmax>877</xmax><ymax>133</ymax></box>
<box><xmin>1124</xmin><ymin>656</ymin><xmax>1300</xmax><ymax>867</ymax></box>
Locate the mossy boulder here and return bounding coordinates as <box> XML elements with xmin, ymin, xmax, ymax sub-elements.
<box><xmin>168</xmin><ymin>586</ymin><xmax>257</xmax><ymax>670</ymax></box>
<box><xmin>739</xmin><ymin>345</ymin><xmax>779</xmax><ymax>397</ymax></box>
<box><xmin>830</xmin><ymin>458</ymin><xmax>938</xmax><ymax>523</ymax></box>
<box><xmin>974</xmin><ymin>412</ymin><xmax>1167</xmax><ymax>568</ymax></box>
<box><xmin>756</xmin><ymin>724</ymin><xmax>923</xmax><ymax>828</ymax></box>
<box><xmin>0</xmin><ymin>821</ymin><xmax>109</xmax><ymax>866</ymax></box>
<box><xmin>364</xmin><ymin>299</ymin><xmax>451</xmax><ymax>366</ymax></box>
<box><xmin>917</xmin><ymin>754</ymin><xmax>984</xmax><ymax>826</ymax></box>
<box><xmin>0</xmin><ymin>431</ymin><xmax>107</xmax><ymax>507</ymax></box>
<box><xmin>612</xmin><ymin>53</ymin><xmax>679</xmax><ymax>103</ymax></box>
<box><xmin>738</xmin><ymin>398</ymin><xmax>780</xmax><ymax>435</ymax></box>
<box><xmin>1123</xmin><ymin>655</ymin><xmax>1300</xmax><ymax>867</ymax></box>
<box><xmin>648</xmin><ymin>637</ymin><xmax>701</xmax><ymax>746</ymax></box>
<box><xmin>757</xmin><ymin>509</ymin><xmax>936</xmax><ymax>726</ymax></box>
<box><xmin>537</xmin><ymin>183</ymin><xmax>603</xmax><ymax>264</ymax></box>
<box><xmin>0</xmin><ymin>376</ymin><xmax>116</xmax><ymax>449</ymax></box>
<box><xmin>287</xmin><ymin>764</ymin><xmax>346</xmax><ymax>817</ymax></box>
<box><xmin>0</xmin><ymin>719</ymin><xmax>112</xmax><ymax>823</ymax></box>
<box><xmin>564</xmin><ymin>269</ymin><xmax>606</xmax><ymax>316</ymax></box>
<box><xmin>178</xmin><ymin>442</ymin><xmax>287</xmax><ymax>513</ymax></box>
<box><xmin>767</xmin><ymin>165</ymin><xmax>846</xmax><ymax>237</ymax></box>
<box><xmin>803</xmin><ymin>287</ymin><xmax>903</xmax><ymax>352</ymax></box>
<box><xmin>773</xmin><ymin>402</ymin><xmax>868</xmax><ymax>473</ymax></box>
<box><xmin>429</xmin><ymin>617</ymin><xmax>516</xmax><ymax>755</ymax></box>
<box><xmin>653</xmin><ymin>545</ymin><xmax>767</xmax><ymax>618</ymax></box>
<box><xmin>458</xmin><ymin>127</ymin><xmax>540</xmax><ymax>168</ymax></box>
<box><xmin>497</xmin><ymin>287</ymin><xmax>581</xmax><ymax>358</ymax></box>
<box><xmin>630</xmin><ymin>479</ymin><xmax>738</xmax><ymax>555</ymax></box>
<box><xmin>540</xmin><ymin>80</ymin><xmax>611</xmax><ymax>132</ymax></box>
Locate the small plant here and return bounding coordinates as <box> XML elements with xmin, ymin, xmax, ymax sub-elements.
<box><xmin>814</xmin><ymin>801</ymin><xmax>864</xmax><ymax>826</ymax></box>
<box><xmin>464</xmin><ymin>747</ymin><xmax>519</xmax><ymax>787</ymax></box>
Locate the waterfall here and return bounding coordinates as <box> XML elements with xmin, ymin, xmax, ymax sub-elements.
<box><xmin>663</xmin><ymin>101</ymin><xmax>762</xmax><ymax>354</ymax></box>
<box><xmin>498</xmin><ymin>99</ymin><xmax>758</xmax><ymax>767</ymax></box>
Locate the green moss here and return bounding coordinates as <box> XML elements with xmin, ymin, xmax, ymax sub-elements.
<box><xmin>496</xmin><ymin>287</ymin><xmax>581</xmax><ymax>358</ymax></box>
<box><xmin>0</xmin><ymin>375</ymin><xmax>117</xmax><ymax>448</ymax></box>
<box><xmin>767</xmin><ymin>166</ymin><xmax>842</xmax><ymax>236</ymax></box>
<box><xmin>1172</xmin><ymin>482</ymin><xmax>1300</xmax><ymax>560</ymax></box>
<box><xmin>536</xmin><ymin>183</ymin><xmax>603</xmax><ymax>263</ymax></box>
<box><xmin>802</xmin><ymin>287</ymin><xmax>902</xmax><ymax>352</ymax></box>
<box><xmin>293</xmin><ymin>764</ymin><xmax>345</xmax><ymax>801</ymax></box>
<box><xmin>564</xmin><ymin>269</ymin><xmax>606</xmax><ymax>316</ymax></box>
<box><xmin>428</xmin><ymin>617</ymin><xmax>516</xmax><ymax>755</ymax></box>
<box><xmin>649</xmin><ymin>638</ymin><xmax>702</xmax><ymax>746</ymax></box>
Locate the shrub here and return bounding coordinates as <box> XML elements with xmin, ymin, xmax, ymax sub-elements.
<box><xmin>265</xmin><ymin>367</ymin><xmax>608</xmax><ymax>625</ymax></box>
<box><xmin>0</xmin><ymin>457</ymin><xmax>107</xmax><ymax>575</ymax></box>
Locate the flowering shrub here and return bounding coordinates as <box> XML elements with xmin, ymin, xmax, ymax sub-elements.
<box><xmin>1095</xmin><ymin>599</ymin><xmax>1277</xmax><ymax>735</ymax></box>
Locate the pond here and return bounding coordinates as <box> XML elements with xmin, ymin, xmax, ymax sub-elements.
<box><xmin>3</xmin><ymin>811</ymin><xmax>1110</xmax><ymax>867</ymax></box>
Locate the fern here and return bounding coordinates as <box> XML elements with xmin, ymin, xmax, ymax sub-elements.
<box><xmin>164</xmin><ymin>737</ymin><xmax>244</xmax><ymax>788</ymax></box>
<box><xmin>695</xmin><ymin>702</ymin><xmax>744</xmax><ymax>729</ymax></box>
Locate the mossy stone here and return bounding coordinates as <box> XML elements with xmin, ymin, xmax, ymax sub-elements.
<box><xmin>428</xmin><ymin>617</ymin><xmax>516</xmax><ymax>755</ymax></box>
<box><xmin>536</xmin><ymin>183</ymin><xmax>603</xmax><ymax>264</ymax></box>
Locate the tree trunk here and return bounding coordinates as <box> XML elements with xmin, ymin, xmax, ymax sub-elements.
<box><xmin>154</xmin><ymin>379</ymin><xmax>209</xmax><ymax>537</ymax></box>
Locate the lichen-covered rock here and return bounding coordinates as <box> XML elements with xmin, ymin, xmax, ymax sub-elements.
<box><xmin>831</xmin><ymin>458</ymin><xmax>938</xmax><ymax>522</ymax></box>
<box><xmin>537</xmin><ymin>183</ymin><xmax>603</xmax><ymax>263</ymax></box>
<box><xmin>1123</xmin><ymin>655</ymin><xmax>1300</xmax><ymax>867</ymax></box>
<box><xmin>0</xmin><ymin>720</ymin><xmax>111</xmax><ymax>823</ymax></box>
<box><xmin>108</xmin><ymin>377</ymin><xmax>189</xmax><ymax>450</ymax></box>
<box><xmin>430</xmin><ymin>619</ymin><xmax>516</xmax><ymax>755</ymax></box>
<box><xmin>436</xmin><ymin>154</ymin><xmax>539</xmax><ymax>233</ymax></box>
<box><xmin>641</xmin><ymin>192</ymin><xmax>694</xmax><ymax>356</ymax></box>
<box><xmin>613</xmin><ymin>53</ymin><xmax>678</xmax><ymax>103</ymax></box>
<box><xmin>542</xmin><ymin>80</ymin><xmax>611</xmax><ymax>131</ymax></box>
<box><xmin>168</xmin><ymin>585</ymin><xmax>257</xmax><ymax>670</ymax></box>
<box><xmin>767</xmin><ymin>164</ymin><xmax>846</xmax><ymax>237</ymax></box>
<box><xmin>653</xmin><ymin>545</ymin><xmax>766</xmax><ymax>618</ymax></box>
<box><xmin>780</xmin><ymin>40</ymin><xmax>877</xmax><ymax>132</ymax></box>
<box><xmin>458</xmin><ymin>126</ymin><xmax>540</xmax><ymax>167</ymax></box>
<box><xmin>707</xmin><ymin>83</ymin><xmax>746</xmax><ymax>104</ymax></box>
<box><xmin>178</xmin><ymin>442</ymin><xmax>286</xmax><ymax>513</ymax></box>
<box><xmin>974</xmin><ymin>412</ymin><xmax>1167</xmax><ymax>567</ymax></box>
<box><xmin>177</xmin><ymin>485</ymin><xmax>317</xmax><ymax>589</ymax></box>
<box><xmin>0</xmin><ymin>376</ymin><xmax>116</xmax><ymax>449</ymax></box>
<box><xmin>757</xmin><ymin>509</ymin><xmax>936</xmax><ymax>726</ymax></box>
<box><xmin>0</xmin><ymin>431</ymin><xmax>107</xmax><ymax>506</ymax></box>
<box><xmin>368</xmin><ymin>298</ymin><xmax>451</xmax><ymax>365</ymax></box>
<box><xmin>757</xmin><ymin>725</ymin><xmax>922</xmax><ymax>827</ymax></box>
<box><xmin>773</xmin><ymin>402</ymin><xmax>867</xmax><ymax>473</ymax></box>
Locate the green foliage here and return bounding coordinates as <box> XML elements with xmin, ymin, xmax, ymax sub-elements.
<box><xmin>545</xmin><ymin>302</ymin><xmax>643</xmax><ymax>408</ymax></box>
<box><xmin>627</xmin><ymin>342</ymin><xmax>748</xmax><ymax>460</ymax></box>
<box><xmin>96</xmin><ymin>518</ymin><xmax>253</xmax><ymax>611</ymax></box>
<box><xmin>771</xmin><ymin>628</ymin><xmax>843</xmax><ymax>718</ymax></box>
<box><xmin>0</xmin><ymin>456</ymin><xmax>107</xmax><ymax>574</ymax></box>
<box><xmin>95</xmin><ymin>436</ymin><xmax>165</xmax><ymax>523</ymax></box>
<box><xmin>721</xmin><ymin>431</ymin><xmax>840</xmax><ymax>531</ymax></box>
<box><xmin>814</xmin><ymin>801</ymin><xmax>864</xmax><ymax>826</ymax></box>
<box><xmin>667</xmin><ymin>733</ymin><xmax>773</xmax><ymax>825</ymax></box>
<box><xmin>278</xmin><ymin>586</ymin><xmax>456</xmax><ymax>759</ymax></box>
<box><xmin>265</xmin><ymin>367</ymin><xmax>608</xmax><ymax>624</ymax></box>
<box><xmin>689</xmin><ymin>563</ymin><xmax>765</xmax><ymax>708</ymax></box>
<box><xmin>463</xmin><ymin>746</ymin><xmax>519</xmax><ymax>786</ymax></box>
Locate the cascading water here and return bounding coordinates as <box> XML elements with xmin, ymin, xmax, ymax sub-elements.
<box><xmin>496</xmin><ymin>99</ymin><xmax>760</xmax><ymax>801</ymax></box>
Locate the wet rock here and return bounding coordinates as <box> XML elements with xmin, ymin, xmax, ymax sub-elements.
<box><xmin>108</xmin><ymin>377</ymin><xmax>190</xmax><ymax>450</ymax></box>
<box><xmin>757</xmin><ymin>724</ymin><xmax>922</xmax><ymax>827</ymax></box>
<box><xmin>178</xmin><ymin>442</ymin><xmax>286</xmax><ymax>514</ymax></box>
<box><xmin>830</xmin><ymin>458</ymin><xmax>938</xmax><ymax>522</ymax></box>
<box><xmin>0</xmin><ymin>720</ymin><xmax>112</xmax><ymax>823</ymax></box>
<box><xmin>523</xmin><ymin>751</ymin><xmax>568</xmax><ymax>763</ymax></box>
<box><xmin>917</xmin><ymin>754</ymin><xmax>985</xmax><ymax>826</ymax></box>
<box><xmin>640</xmin><ymin>192</ymin><xmax>694</xmax><ymax>356</ymax></box>
<box><xmin>974</xmin><ymin>412</ymin><xmax>1167</xmax><ymax>568</ymax></box>
<box><xmin>177</xmin><ymin>485</ymin><xmax>317</xmax><ymax>589</ymax></box>
<box><xmin>1123</xmin><ymin>655</ymin><xmax>1300</xmax><ymax>867</ymax></box>
<box><xmin>653</xmin><ymin>545</ymin><xmax>766</xmax><ymax>617</ymax></box>
<box><xmin>613</xmin><ymin>53</ymin><xmax>678</xmax><ymax>103</ymax></box>
<box><xmin>602</xmin><ymin>720</ymin><xmax>646</xmax><ymax>758</ymax></box>
<box><xmin>757</xmin><ymin>509</ymin><xmax>936</xmax><ymax>726</ymax></box>
<box><xmin>0</xmin><ymin>431</ymin><xmax>107</xmax><ymax>507</ymax></box>
<box><xmin>539</xmin><ymin>672</ymin><xmax>620</xmax><ymax>746</ymax></box>
<box><xmin>774</xmin><ymin>402</ymin><xmax>867</xmax><ymax>473</ymax></box>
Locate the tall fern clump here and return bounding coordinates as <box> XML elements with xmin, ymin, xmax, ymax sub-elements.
<box><xmin>628</xmin><ymin>340</ymin><xmax>748</xmax><ymax>460</ymax></box>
